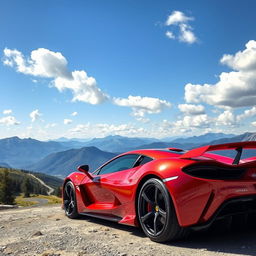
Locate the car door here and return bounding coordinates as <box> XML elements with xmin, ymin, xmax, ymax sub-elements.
<box><xmin>81</xmin><ymin>154</ymin><xmax>140</xmax><ymax>214</ymax></box>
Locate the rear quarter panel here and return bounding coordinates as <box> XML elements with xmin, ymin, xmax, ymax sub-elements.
<box><xmin>133</xmin><ymin>158</ymin><xmax>213</xmax><ymax>227</ymax></box>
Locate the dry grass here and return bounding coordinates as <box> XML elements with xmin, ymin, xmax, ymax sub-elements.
<box><xmin>15</xmin><ymin>195</ymin><xmax>37</xmax><ymax>207</ymax></box>
<box><xmin>15</xmin><ymin>194</ymin><xmax>62</xmax><ymax>207</ymax></box>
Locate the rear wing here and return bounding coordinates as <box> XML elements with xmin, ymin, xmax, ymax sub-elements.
<box><xmin>180</xmin><ymin>141</ymin><xmax>256</xmax><ymax>165</ymax></box>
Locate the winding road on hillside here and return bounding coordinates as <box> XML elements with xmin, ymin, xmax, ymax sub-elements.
<box><xmin>28</xmin><ymin>173</ymin><xmax>55</xmax><ymax>195</ymax></box>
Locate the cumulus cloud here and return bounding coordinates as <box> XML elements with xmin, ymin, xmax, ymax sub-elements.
<box><xmin>220</xmin><ymin>40</ymin><xmax>256</xmax><ymax>71</ymax></box>
<box><xmin>185</xmin><ymin>40</ymin><xmax>256</xmax><ymax>108</ymax></box>
<box><xmin>30</xmin><ymin>109</ymin><xmax>42</xmax><ymax>122</ymax></box>
<box><xmin>54</xmin><ymin>70</ymin><xmax>107</xmax><ymax>104</ymax></box>
<box><xmin>216</xmin><ymin>110</ymin><xmax>236</xmax><ymax>126</ymax></box>
<box><xmin>165</xmin><ymin>10</ymin><xmax>197</xmax><ymax>44</ymax></box>
<box><xmin>174</xmin><ymin>114</ymin><xmax>211</xmax><ymax>128</ymax></box>
<box><xmin>71</xmin><ymin>111</ymin><xmax>78</xmax><ymax>116</ymax></box>
<box><xmin>178</xmin><ymin>104</ymin><xmax>205</xmax><ymax>115</ymax></box>
<box><xmin>70</xmin><ymin>123</ymin><xmax>146</xmax><ymax>137</ymax></box>
<box><xmin>166</xmin><ymin>10</ymin><xmax>193</xmax><ymax>25</ymax></box>
<box><xmin>237</xmin><ymin>106</ymin><xmax>256</xmax><ymax>121</ymax></box>
<box><xmin>64</xmin><ymin>119</ymin><xmax>72</xmax><ymax>125</ymax></box>
<box><xmin>113</xmin><ymin>95</ymin><xmax>171</xmax><ymax>121</ymax></box>
<box><xmin>0</xmin><ymin>116</ymin><xmax>20</xmax><ymax>126</ymax></box>
<box><xmin>3</xmin><ymin>47</ymin><xmax>173</xmax><ymax>120</ymax></box>
<box><xmin>3</xmin><ymin>109</ymin><xmax>12</xmax><ymax>115</ymax></box>
<box><xmin>3</xmin><ymin>48</ymin><xmax>70</xmax><ymax>78</ymax></box>
<box><xmin>3</xmin><ymin>48</ymin><xmax>108</xmax><ymax>105</ymax></box>
<box><xmin>178</xmin><ymin>24</ymin><xmax>197</xmax><ymax>44</ymax></box>
<box><xmin>165</xmin><ymin>31</ymin><xmax>175</xmax><ymax>39</ymax></box>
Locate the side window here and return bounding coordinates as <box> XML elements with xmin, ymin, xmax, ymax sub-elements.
<box><xmin>135</xmin><ymin>156</ymin><xmax>153</xmax><ymax>167</ymax></box>
<box><xmin>99</xmin><ymin>154</ymin><xmax>140</xmax><ymax>175</ymax></box>
<box><xmin>139</xmin><ymin>156</ymin><xmax>153</xmax><ymax>166</ymax></box>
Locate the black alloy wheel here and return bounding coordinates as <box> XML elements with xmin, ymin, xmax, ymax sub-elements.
<box><xmin>63</xmin><ymin>181</ymin><xmax>79</xmax><ymax>219</ymax></box>
<box><xmin>138</xmin><ymin>178</ymin><xmax>187</xmax><ymax>242</ymax></box>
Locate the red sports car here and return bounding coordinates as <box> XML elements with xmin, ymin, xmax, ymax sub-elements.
<box><xmin>63</xmin><ymin>141</ymin><xmax>256</xmax><ymax>242</ymax></box>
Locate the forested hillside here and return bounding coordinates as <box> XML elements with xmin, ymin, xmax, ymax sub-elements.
<box><xmin>0</xmin><ymin>168</ymin><xmax>63</xmax><ymax>204</ymax></box>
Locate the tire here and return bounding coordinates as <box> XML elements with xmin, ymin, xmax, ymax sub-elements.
<box><xmin>63</xmin><ymin>181</ymin><xmax>79</xmax><ymax>219</ymax></box>
<box><xmin>137</xmin><ymin>178</ymin><xmax>187</xmax><ymax>242</ymax></box>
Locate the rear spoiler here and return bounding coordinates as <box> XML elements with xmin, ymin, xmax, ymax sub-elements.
<box><xmin>180</xmin><ymin>141</ymin><xmax>256</xmax><ymax>165</ymax></box>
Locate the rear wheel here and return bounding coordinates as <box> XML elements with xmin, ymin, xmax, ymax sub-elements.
<box><xmin>137</xmin><ymin>178</ymin><xmax>187</xmax><ymax>242</ymax></box>
<box><xmin>63</xmin><ymin>181</ymin><xmax>79</xmax><ymax>219</ymax></box>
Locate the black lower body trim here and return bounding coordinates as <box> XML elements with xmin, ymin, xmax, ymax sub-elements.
<box><xmin>80</xmin><ymin>212</ymin><xmax>122</xmax><ymax>222</ymax></box>
<box><xmin>191</xmin><ymin>195</ymin><xmax>256</xmax><ymax>231</ymax></box>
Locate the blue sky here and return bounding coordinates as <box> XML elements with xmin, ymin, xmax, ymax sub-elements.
<box><xmin>1</xmin><ymin>0</ymin><xmax>256</xmax><ymax>140</ymax></box>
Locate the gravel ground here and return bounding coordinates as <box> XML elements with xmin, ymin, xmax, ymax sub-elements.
<box><xmin>0</xmin><ymin>205</ymin><xmax>256</xmax><ymax>256</ymax></box>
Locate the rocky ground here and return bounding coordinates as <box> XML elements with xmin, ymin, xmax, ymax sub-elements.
<box><xmin>0</xmin><ymin>205</ymin><xmax>256</xmax><ymax>256</ymax></box>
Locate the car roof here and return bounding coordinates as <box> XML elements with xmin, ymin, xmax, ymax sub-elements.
<box><xmin>124</xmin><ymin>148</ymin><xmax>184</xmax><ymax>159</ymax></box>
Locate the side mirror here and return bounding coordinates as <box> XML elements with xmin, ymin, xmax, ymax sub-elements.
<box><xmin>77</xmin><ymin>165</ymin><xmax>93</xmax><ymax>179</ymax></box>
<box><xmin>78</xmin><ymin>165</ymin><xmax>89</xmax><ymax>173</ymax></box>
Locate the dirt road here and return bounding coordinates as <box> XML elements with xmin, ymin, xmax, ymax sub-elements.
<box><xmin>0</xmin><ymin>204</ymin><xmax>256</xmax><ymax>256</ymax></box>
<box><xmin>23</xmin><ymin>197</ymin><xmax>49</xmax><ymax>206</ymax></box>
<box><xmin>28</xmin><ymin>173</ymin><xmax>55</xmax><ymax>195</ymax></box>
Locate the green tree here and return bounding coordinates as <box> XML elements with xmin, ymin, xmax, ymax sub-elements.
<box><xmin>21</xmin><ymin>176</ymin><xmax>31</xmax><ymax>197</ymax></box>
<box><xmin>54</xmin><ymin>186</ymin><xmax>62</xmax><ymax>197</ymax></box>
<box><xmin>40</xmin><ymin>187</ymin><xmax>48</xmax><ymax>195</ymax></box>
<box><xmin>0</xmin><ymin>169</ymin><xmax>15</xmax><ymax>204</ymax></box>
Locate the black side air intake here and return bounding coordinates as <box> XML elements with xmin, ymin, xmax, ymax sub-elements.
<box><xmin>182</xmin><ymin>164</ymin><xmax>246</xmax><ymax>180</ymax></box>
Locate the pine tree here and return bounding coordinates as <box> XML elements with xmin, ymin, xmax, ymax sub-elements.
<box><xmin>21</xmin><ymin>176</ymin><xmax>31</xmax><ymax>197</ymax></box>
<box><xmin>0</xmin><ymin>169</ymin><xmax>15</xmax><ymax>204</ymax></box>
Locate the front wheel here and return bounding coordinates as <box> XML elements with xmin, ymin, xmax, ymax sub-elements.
<box><xmin>137</xmin><ymin>178</ymin><xmax>187</xmax><ymax>242</ymax></box>
<box><xmin>63</xmin><ymin>181</ymin><xmax>79</xmax><ymax>219</ymax></box>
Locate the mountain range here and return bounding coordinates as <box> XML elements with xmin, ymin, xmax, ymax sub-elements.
<box><xmin>0</xmin><ymin>136</ymin><xmax>66</xmax><ymax>168</ymax></box>
<box><xmin>1</xmin><ymin>132</ymin><xmax>256</xmax><ymax>177</ymax></box>
<box><xmin>26</xmin><ymin>146</ymin><xmax>117</xmax><ymax>177</ymax></box>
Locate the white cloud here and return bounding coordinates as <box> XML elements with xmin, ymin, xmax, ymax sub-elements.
<box><xmin>30</xmin><ymin>109</ymin><xmax>42</xmax><ymax>122</ymax></box>
<box><xmin>64</xmin><ymin>119</ymin><xmax>72</xmax><ymax>125</ymax></box>
<box><xmin>220</xmin><ymin>40</ymin><xmax>256</xmax><ymax>71</ymax></box>
<box><xmin>113</xmin><ymin>95</ymin><xmax>171</xmax><ymax>121</ymax></box>
<box><xmin>174</xmin><ymin>114</ymin><xmax>211</xmax><ymax>128</ymax></box>
<box><xmin>165</xmin><ymin>10</ymin><xmax>197</xmax><ymax>44</ymax></box>
<box><xmin>185</xmin><ymin>40</ymin><xmax>256</xmax><ymax>107</ymax></box>
<box><xmin>166</xmin><ymin>10</ymin><xmax>193</xmax><ymax>26</ymax></box>
<box><xmin>178</xmin><ymin>104</ymin><xmax>205</xmax><ymax>115</ymax></box>
<box><xmin>3</xmin><ymin>48</ymin><xmax>70</xmax><ymax>78</ymax></box>
<box><xmin>178</xmin><ymin>24</ymin><xmax>197</xmax><ymax>44</ymax></box>
<box><xmin>251</xmin><ymin>121</ymin><xmax>256</xmax><ymax>127</ymax></box>
<box><xmin>0</xmin><ymin>116</ymin><xmax>20</xmax><ymax>126</ymax></box>
<box><xmin>71</xmin><ymin>111</ymin><xmax>78</xmax><ymax>116</ymax></box>
<box><xmin>54</xmin><ymin>70</ymin><xmax>107</xmax><ymax>104</ymax></box>
<box><xmin>237</xmin><ymin>106</ymin><xmax>256</xmax><ymax>121</ymax></box>
<box><xmin>3</xmin><ymin>109</ymin><xmax>12</xmax><ymax>115</ymax></box>
<box><xmin>3</xmin><ymin>47</ymin><xmax>172</xmax><ymax>119</ymax></box>
<box><xmin>70</xmin><ymin>123</ymin><xmax>146</xmax><ymax>137</ymax></box>
<box><xmin>165</xmin><ymin>31</ymin><xmax>175</xmax><ymax>39</ymax></box>
<box><xmin>3</xmin><ymin>48</ymin><xmax>108</xmax><ymax>105</ymax></box>
<box><xmin>216</xmin><ymin>110</ymin><xmax>236</xmax><ymax>126</ymax></box>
